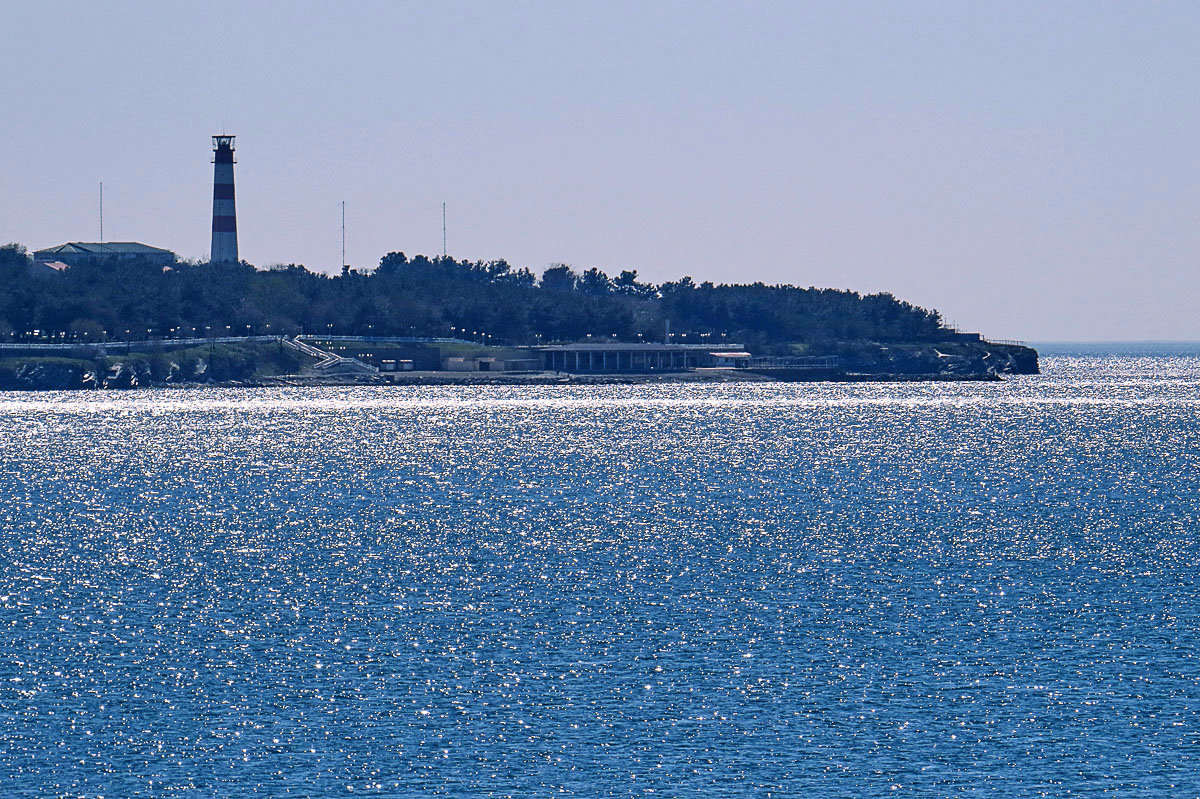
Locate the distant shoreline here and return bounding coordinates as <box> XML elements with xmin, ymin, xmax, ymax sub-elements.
<box><xmin>1030</xmin><ymin>341</ymin><xmax>1200</xmax><ymax>357</ymax></box>
<box><xmin>115</xmin><ymin>369</ymin><xmax>1006</xmax><ymax>391</ymax></box>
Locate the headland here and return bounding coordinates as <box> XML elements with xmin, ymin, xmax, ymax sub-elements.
<box><xmin>0</xmin><ymin>244</ymin><xmax>1037</xmax><ymax>391</ymax></box>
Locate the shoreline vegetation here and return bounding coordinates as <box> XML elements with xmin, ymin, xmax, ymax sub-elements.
<box><xmin>0</xmin><ymin>243</ymin><xmax>1037</xmax><ymax>390</ymax></box>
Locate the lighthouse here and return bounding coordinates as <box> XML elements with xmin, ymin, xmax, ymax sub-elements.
<box><xmin>210</xmin><ymin>135</ymin><xmax>238</xmax><ymax>263</ymax></box>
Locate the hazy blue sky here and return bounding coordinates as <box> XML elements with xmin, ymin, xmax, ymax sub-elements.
<box><xmin>3</xmin><ymin>1</ymin><xmax>1199</xmax><ymax>340</ymax></box>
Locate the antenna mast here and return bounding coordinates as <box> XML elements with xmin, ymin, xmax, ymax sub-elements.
<box><xmin>341</xmin><ymin>201</ymin><xmax>346</xmax><ymax>271</ymax></box>
<box><xmin>442</xmin><ymin>202</ymin><xmax>447</xmax><ymax>259</ymax></box>
<box><xmin>99</xmin><ymin>182</ymin><xmax>104</xmax><ymax>243</ymax></box>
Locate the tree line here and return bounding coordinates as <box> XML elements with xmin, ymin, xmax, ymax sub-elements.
<box><xmin>0</xmin><ymin>244</ymin><xmax>949</xmax><ymax>351</ymax></box>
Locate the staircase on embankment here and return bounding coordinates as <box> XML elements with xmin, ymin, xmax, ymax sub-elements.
<box><xmin>281</xmin><ymin>337</ymin><xmax>378</xmax><ymax>375</ymax></box>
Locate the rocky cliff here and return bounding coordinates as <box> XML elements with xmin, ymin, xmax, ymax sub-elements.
<box><xmin>0</xmin><ymin>358</ymin><xmax>99</xmax><ymax>390</ymax></box>
<box><xmin>830</xmin><ymin>340</ymin><xmax>1039</xmax><ymax>379</ymax></box>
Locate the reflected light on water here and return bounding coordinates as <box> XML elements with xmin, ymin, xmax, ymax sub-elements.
<box><xmin>1</xmin><ymin>355</ymin><xmax>1199</xmax><ymax>795</ymax></box>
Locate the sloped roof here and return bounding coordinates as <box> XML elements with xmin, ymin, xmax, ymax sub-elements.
<box><xmin>33</xmin><ymin>242</ymin><xmax>174</xmax><ymax>257</ymax></box>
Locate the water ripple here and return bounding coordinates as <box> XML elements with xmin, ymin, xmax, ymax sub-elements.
<box><xmin>1</xmin><ymin>356</ymin><xmax>1198</xmax><ymax>796</ymax></box>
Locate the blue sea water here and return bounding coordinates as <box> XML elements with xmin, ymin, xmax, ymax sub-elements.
<box><xmin>2</xmin><ymin>353</ymin><xmax>1200</xmax><ymax>797</ymax></box>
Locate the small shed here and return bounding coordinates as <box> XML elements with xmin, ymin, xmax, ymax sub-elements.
<box><xmin>444</xmin><ymin>356</ymin><xmax>496</xmax><ymax>372</ymax></box>
<box><xmin>28</xmin><ymin>260</ymin><xmax>70</xmax><ymax>278</ymax></box>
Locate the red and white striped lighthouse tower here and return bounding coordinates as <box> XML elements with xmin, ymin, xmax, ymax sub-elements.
<box><xmin>210</xmin><ymin>135</ymin><xmax>238</xmax><ymax>263</ymax></box>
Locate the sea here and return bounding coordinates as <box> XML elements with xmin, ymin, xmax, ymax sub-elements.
<box><xmin>2</xmin><ymin>346</ymin><xmax>1199</xmax><ymax>797</ymax></box>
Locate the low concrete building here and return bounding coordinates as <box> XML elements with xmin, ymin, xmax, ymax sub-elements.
<box><xmin>442</xmin><ymin>355</ymin><xmax>541</xmax><ymax>372</ymax></box>
<box><xmin>443</xmin><ymin>356</ymin><xmax>501</xmax><ymax>372</ymax></box>
<box><xmin>502</xmin><ymin>358</ymin><xmax>541</xmax><ymax>372</ymax></box>
<box><xmin>535</xmin><ymin>343</ymin><xmax>750</xmax><ymax>373</ymax></box>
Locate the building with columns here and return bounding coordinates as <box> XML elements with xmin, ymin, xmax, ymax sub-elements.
<box><xmin>535</xmin><ymin>343</ymin><xmax>750</xmax><ymax>373</ymax></box>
